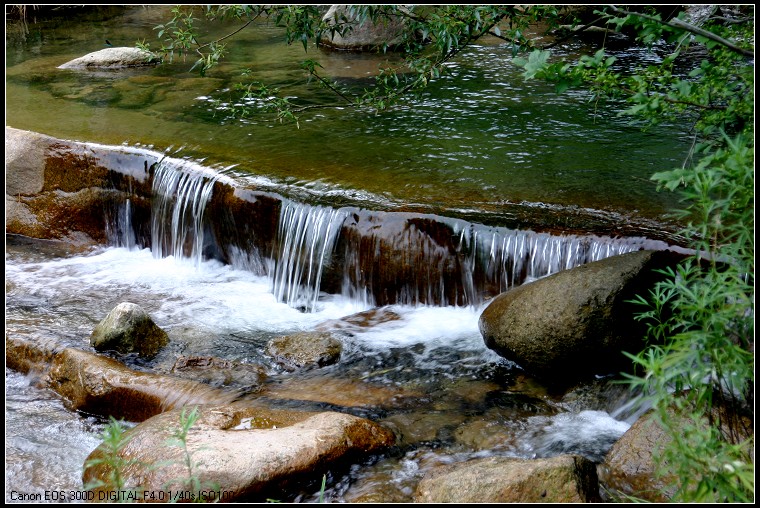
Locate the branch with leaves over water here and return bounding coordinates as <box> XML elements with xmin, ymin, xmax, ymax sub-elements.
<box><xmin>142</xmin><ymin>5</ymin><xmax>569</xmax><ymax>124</ymax></box>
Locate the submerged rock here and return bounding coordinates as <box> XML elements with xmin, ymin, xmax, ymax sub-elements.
<box><xmin>82</xmin><ymin>404</ymin><xmax>396</xmax><ymax>502</ymax></box>
<box><xmin>266</xmin><ymin>331</ymin><xmax>342</xmax><ymax>371</ymax></box>
<box><xmin>57</xmin><ymin>46</ymin><xmax>158</xmax><ymax>70</ymax></box>
<box><xmin>90</xmin><ymin>302</ymin><xmax>168</xmax><ymax>358</ymax></box>
<box><xmin>415</xmin><ymin>454</ymin><xmax>601</xmax><ymax>503</ymax></box>
<box><xmin>479</xmin><ymin>250</ymin><xmax>681</xmax><ymax>385</ymax></box>
<box><xmin>171</xmin><ymin>355</ymin><xmax>267</xmax><ymax>392</ymax></box>
<box><xmin>5</xmin><ymin>334</ymin><xmax>62</xmax><ymax>379</ymax></box>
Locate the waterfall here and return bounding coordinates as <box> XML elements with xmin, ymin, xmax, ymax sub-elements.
<box><xmin>270</xmin><ymin>201</ymin><xmax>349</xmax><ymax>312</ymax></box>
<box><xmin>150</xmin><ymin>157</ymin><xmax>225</xmax><ymax>267</ymax></box>
<box><xmin>458</xmin><ymin>224</ymin><xmax>647</xmax><ymax>302</ymax></box>
<box><xmin>106</xmin><ymin>198</ymin><xmax>137</xmax><ymax>250</ymax></box>
<box><xmin>103</xmin><ymin>156</ymin><xmax>676</xmax><ymax>311</ymax></box>
<box><xmin>333</xmin><ymin>213</ymin><xmax>660</xmax><ymax>308</ymax></box>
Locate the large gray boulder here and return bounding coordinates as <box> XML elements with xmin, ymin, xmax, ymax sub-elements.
<box><xmin>319</xmin><ymin>5</ymin><xmax>407</xmax><ymax>50</ymax></box>
<box><xmin>90</xmin><ymin>302</ymin><xmax>169</xmax><ymax>358</ymax></box>
<box><xmin>415</xmin><ymin>454</ymin><xmax>600</xmax><ymax>503</ymax></box>
<box><xmin>83</xmin><ymin>404</ymin><xmax>395</xmax><ymax>502</ymax></box>
<box><xmin>479</xmin><ymin>250</ymin><xmax>679</xmax><ymax>384</ymax></box>
<box><xmin>58</xmin><ymin>47</ymin><xmax>158</xmax><ymax>69</ymax></box>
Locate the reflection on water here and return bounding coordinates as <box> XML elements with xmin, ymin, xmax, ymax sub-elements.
<box><xmin>6</xmin><ymin>5</ymin><xmax>689</xmax><ymax>223</ymax></box>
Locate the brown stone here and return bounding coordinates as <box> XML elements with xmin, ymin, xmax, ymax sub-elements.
<box><xmin>83</xmin><ymin>404</ymin><xmax>395</xmax><ymax>502</ymax></box>
<box><xmin>415</xmin><ymin>454</ymin><xmax>600</xmax><ymax>503</ymax></box>
<box><xmin>266</xmin><ymin>331</ymin><xmax>342</xmax><ymax>371</ymax></box>
<box><xmin>5</xmin><ymin>334</ymin><xmax>62</xmax><ymax>378</ymax></box>
<box><xmin>171</xmin><ymin>355</ymin><xmax>267</xmax><ymax>391</ymax></box>
<box><xmin>47</xmin><ymin>348</ymin><xmax>239</xmax><ymax>422</ymax></box>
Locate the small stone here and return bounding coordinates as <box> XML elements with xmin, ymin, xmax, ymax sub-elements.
<box><xmin>90</xmin><ymin>302</ymin><xmax>168</xmax><ymax>358</ymax></box>
<box><xmin>266</xmin><ymin>331</ymin><xmax>342</xmax><ymax>371</ymax></box>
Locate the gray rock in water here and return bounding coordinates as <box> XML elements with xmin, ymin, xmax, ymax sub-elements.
<box><xmin>58</xmin><ymin>46</ymin><xmax>158</xmax><ymax>69</ymax></box>
<box><xmin>267</xmin><ymin>331</ymin><xmax>342</xmax><ymax>371</ymax></box>
<box><xmin>90</xmin><ymin>302</ymin><xmax>169</xmax><ymax>358</ymax></box>
<box><xmin>415</xmin><ymin>454</ymin><xmax>601</xmax><ymax>503</ymax></box>
<box><xmin>479</xmin><ymin>250</ymin><xmax>681</xmax><ymax>385</ymax></box>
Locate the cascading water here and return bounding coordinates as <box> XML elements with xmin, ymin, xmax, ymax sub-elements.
<box><xmin>105</xmin><ymin>158</ymin><xmax>674</xmax><ymax>311</ymax></box>
<box><xmin>106</xmin><ymin>198</ymin><xmax>137</xmax><ymax>250</ymax></box>
<box><xmin>8</xmin><ymin>148</ymin><xmax>678</xmax><ymax>503</ymax></box>
<box><xmin>456</xmin><ymin>223</ymin><xmax>656</xmax><ymax>299</ymax></box>
<box><xmin>270</xmin><ymin>201</ymin><xmax>350</xmax><ymax>312</ymax></box>
<box><xmin>150</xmin><ymin>157</ymin><xmax>228</xmax><ymax>268</ymax></box>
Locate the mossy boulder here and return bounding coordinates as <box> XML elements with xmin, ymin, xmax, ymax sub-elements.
<box><xmin>266</xmin><ymin>331</ymin><xmax>342</xmax><ymax>371</ymax></box>
<box><xmin>90</xmin><ymin>302</ymin><xmax>169</xmax><ymax>358</ymax></box>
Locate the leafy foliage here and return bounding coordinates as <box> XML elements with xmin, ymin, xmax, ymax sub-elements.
<box><xmin>83</xmin><ymin>417</ymin><xmax>143</xmax><ymax>499</ymax></box>
<box><xmin>161</xmin><ymin>406</ymin><xmax>221</xmax><ymax>500</ymax></box>
<box><xmin>138</xmin><ymin>5</ymin><xmax>567</xmax><ymax>122</ymax></box>
<box><xmin>84</xmin><ymin>408</ymin><xmax>221</xmax><ymax>502</ymax></box>
<box><xmin>513</xmin><ymin>5</ymin><xmax>754</xmax><ymax>502</ymax></box>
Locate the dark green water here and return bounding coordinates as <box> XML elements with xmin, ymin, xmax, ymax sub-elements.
<box><xmin>6</xmin><ymin>5</ymin><xmax>691</xmax><ymax>228</ymax></box>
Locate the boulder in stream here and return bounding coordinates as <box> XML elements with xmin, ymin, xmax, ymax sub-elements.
<box><xmin>90</xmin><ymin>302</ymin><xmax>168</xmax><ymax>358</ymax></box>
<box><xmin>479</xmin><ymin>250</ymin><xmax>681</xmax><ymax>385</ymax></box>
<box><xmin>82</xmin><ymin>404</ymin><xmax>396</xmax><ymax>502</ymax></box>
<box><xmin>57</xmin><ymin>47</ymin><xmax>158</xmax><ymax>70</ymax></box>
<box><xmin>319</xmin><ymin>5</ymin><xmax>407</xmax><ymax>51</ymax></box>
<box><xmin>266</xmin><ymin>331</ymin><xmax>342</xmax><ymax>371</ymax></box>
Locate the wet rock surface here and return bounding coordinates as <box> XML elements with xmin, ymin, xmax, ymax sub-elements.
<box><xmin>83</xmin><ymin>404</ymin><xmax>396</xmax><ymax>502</ymax></box>
<box><xmin>415</xmin><ymin>454</ymin><xmax>601</xmax><ymax>503</ymax></box>
<box><xmin>266</xmin><ymin>331</ymin><xmax>342</xmax><ymax>371</ymax></box>
<box><xmin>479</xmin><ymin>250</ymin><xmax>682</xmax><ymax>385</ymax></box>
<box><xmin>47</xmin><ymin>348</ymin><xmax>239</xmax><ymax>421</ymax></box>
<box><xmin>598</xmin><ymin>408</ymin><xmax>677</xmax><ymax>502</ymax></box>
<box><xmin>171</xmin><ymin>355</ymin><xmax>267</xmax><ymax>392</ymax></box>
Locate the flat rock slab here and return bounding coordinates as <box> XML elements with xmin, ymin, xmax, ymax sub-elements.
<box><xmin>47</xmin><ymin>348</ymin><xmax>239</xmax><ymax>422</ymax></box>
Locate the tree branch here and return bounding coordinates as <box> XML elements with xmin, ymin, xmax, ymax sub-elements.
<box><xmin>608</xmin><ymin>6</ymin><xmax>754</xmax><ymax>58</ymax></box>
<box><xmin>195</xmin><ymin>16</ymin><xmax>258</xmax><ymax>54</ymax></box>
<box><xmin>541</xmin><ymin>16</ymin><xmax>611</xmax><ymax>50</ymax></box>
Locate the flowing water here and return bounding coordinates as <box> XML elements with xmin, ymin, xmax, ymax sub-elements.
<box><xmin>5</xmin><ymin>6</ymin><xmax>688</xmax><ymax>502</ymax></box>
<box><xmin>6</xmin><ymin>6</ymin><xmax>692</xmax><ymax>226</ymax></box>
